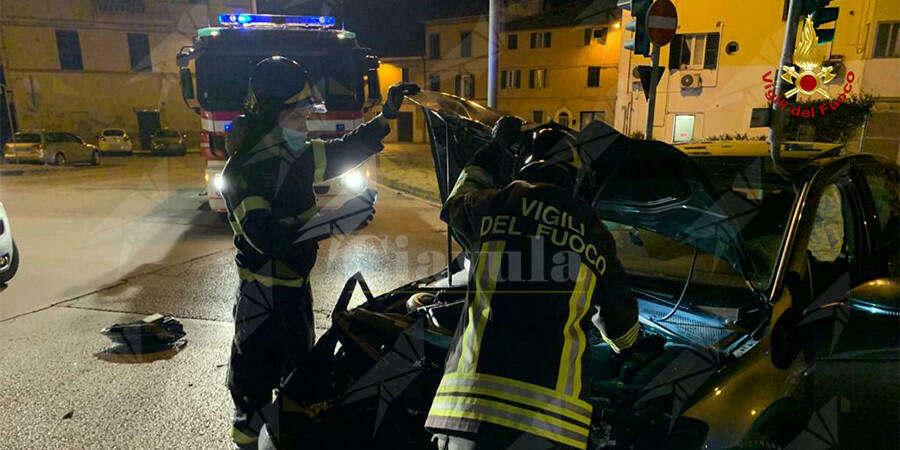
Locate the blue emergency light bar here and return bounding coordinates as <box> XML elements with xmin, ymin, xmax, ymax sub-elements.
<box><xmin>217</xmin><ymin>14</ymin><xmax>336</xmax><ymax>28</ymax></box>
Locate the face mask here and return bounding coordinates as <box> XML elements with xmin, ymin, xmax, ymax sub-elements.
<box><xmin>282</xmin><ymin>127</ymin><xmax>308</xmax><ymax>150</ymax></box>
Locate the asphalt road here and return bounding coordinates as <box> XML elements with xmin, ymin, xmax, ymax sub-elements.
<box><xmin>0</xmin><ymin>154</ymin><xmax>450</xmax><ymax>448</ymax></box>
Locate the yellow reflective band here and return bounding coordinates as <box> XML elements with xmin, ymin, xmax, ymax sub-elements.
<box><xmin>429</xmin><ymin>396</ymin><xmax>588</xmax><ymax>448</ymax></box>
<box><xmin>556</xmin><ymin>265</ymin><xmax>593</xmax><ymax>396</ymax></box>
<box><xmin>603</xmin><ymin>321</ymin><xmax>640</xmax><ymax>353</ymax></box>
<box><xmin>228</xmin><ymin>217</ymin><xmax>244</xmax><ymax>237</ymax></box>
<box><xmin>233</xmin><ymin>196</ymin><xmax>271</xmax><ymax>224</ymax></box>
<box><xmin>237</xmin><ymin>267</ymin><xmax>306</xmax><ymax>288</ymax></box>
<box><xmin>280</xmin><ymin>204</ymin><xmax>319</xmax><ymax>227</ymax></box>
<box><xmin>284</xmin><ymin>85</ymin><xmax>312</xmax><ymax>105</ymax></box>
<box><xmin>448</xmin><ymin>166</ymin><xmax>494</xmax><ymax>199</ymax></box>
<box><xmin>231</xmin><ymin>426</ymin><xmax>258</xmax><ymax>445</ymax></box>
<box><xmin>568</xmin><ymin>141</ymin><xmax>583</xmax><ymax>170</ymax></box>
<box><xmin>312</xmin><ymin>140</ymin><xmax>327</xmax><ymax>182</ymax></box>
<box><xmin>459</xmin><ymin>241</ymin><xmax>505</xmax><ymax>373</ymax></box>
<box><xmin>435</xmin><ymin>385</ymin><xmax>590</xmax><ymax>426</ymax></box>
<box><xmin>443</xmin><ymin>371</ymin><xmax>592</xmax><ymax>413</ymax></box>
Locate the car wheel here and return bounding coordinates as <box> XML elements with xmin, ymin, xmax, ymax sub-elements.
<box><xmin>54</xmin><ymin>153</ymin><xmax>67</xmax><ymax>166</ymax></box>
<box><xmin>0</xmin><ymin>240</ymin><xmax>19</xmax><ymax>285</ymax></box>
<box><xmin>91</xmin><ymin>150</ymin><xmax>101</xmax><ymax>165</ymax></box>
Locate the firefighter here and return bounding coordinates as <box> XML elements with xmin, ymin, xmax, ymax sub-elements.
<box><xmin>220</xmin><ymin>55</ymin><xmax>417</xmax><ymax>449</ymax></box>
<box><xmin>426</xmin><ymin>117</ymin><xmax>640</xmax><ymax>449</ymax></box>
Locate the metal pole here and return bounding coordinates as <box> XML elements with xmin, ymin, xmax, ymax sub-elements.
<box><xmin>487</xmin><ymin>0</ymin><xmax>501</xmax><ymax>108</ymax></box>
<box><xmin>770</xmin><ymin>0</ymin><xmax>802</xmax><ymax>170</ymax></box>
<box><xmin>644</xmin><ymin>44</ymin><xmax>660</xmax><ymax>139</ymax></box>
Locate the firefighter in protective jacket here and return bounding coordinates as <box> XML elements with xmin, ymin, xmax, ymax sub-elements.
<box><xmin>221</xmin><ymin>55</ymin><xmax>417</xmax><ymax>448</ymax></box>
<box><xmin>426</xmin><ymin>117</ymin><xmax>640</xmax><ymax>449</ymax></box>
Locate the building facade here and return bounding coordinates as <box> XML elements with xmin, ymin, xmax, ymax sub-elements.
<box><xmin>614</xmin><ymin>0</ymin><xmax>899</xmax><ymax>161</ymax></box>
<box><xmin>394</xmin><ymin>0</ymin><xmax>621</xmax><ymax>141</ymax></box>
<box><xmin>0</xmin><ymin>0</ymin><xmax>252</xmax><ymax>148</ymax></box>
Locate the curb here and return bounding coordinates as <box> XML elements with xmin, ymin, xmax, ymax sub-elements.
<box><xmin>377</xmin><ymin>178</ymin><xmax>441</xmax><ymax>204</ymax></box>
<box><xmin>0</xmin><ymin>166</ymin><xmax>72</xmax><ymax>177</ymax></box>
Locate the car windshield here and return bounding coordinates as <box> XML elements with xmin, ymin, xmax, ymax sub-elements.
<box><xmin>13</xmin><ymin>133</ymin><xmax>40</xmax><ymax>143</ymax></box>
<box><xmin>155</xmin><ymin>130</ymin><xmax>180</xmax><ymax>137</ymax></box>
<box><xmin>102</xmin><ymin>129</ymin><xmax>125</xmax><ymax>136</ymax></box>
<box><xmin>610</xmin><ymin>156</ymin><xmax>796</xmax><ymax>299</ymax></box>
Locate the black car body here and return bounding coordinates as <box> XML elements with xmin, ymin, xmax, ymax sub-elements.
<box><xmin>263</xmin><ymin>93</ymin><xmax>899</xmax><ymax>450</ymax></box>
<box><xmin>150</xmin><ymin>129</ymin><xmax>187</xmax><ymax>155</ymax></box>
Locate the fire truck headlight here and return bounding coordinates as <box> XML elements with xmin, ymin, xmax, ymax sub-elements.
<box><xmin>341</xmin><ymin>170</ymin><xmax>365</xmax><ymax>192</ymax></box>
<box><xmin>213</xmin><ymin>173</ymin><xmax>226</xmax><ymax>192</ymax></box>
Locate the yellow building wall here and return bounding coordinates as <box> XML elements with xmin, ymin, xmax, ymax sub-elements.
<box><xmin>0</xmin><ymin>0</ymin><xmax>252</xmax><ymax>146</ymax></box>
<box><xmin>378</xmin><ymin>58</ymin><xmax>428</xmax><ymax>143</ymax></box>
<box><xmin>614</xmin><ymin>0</ymin><xmax>900</xmax><ymax>149</ymax></box>
<box><xmin>424</xmin><ymin>15</ymin><xmax>621</xmax><ymax>129</ymax></box>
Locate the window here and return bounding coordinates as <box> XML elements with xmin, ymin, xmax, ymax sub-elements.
<box><xmin>533</xmin><ymin>110</ymin><xmax>544</xmax><ymax>123</ymax></box>
<box><xmin>530</xmin><ymin>32</ymin><xmax>551</xmax><ymax>48</ymax></box>
<box><xmin>402</xmin><ymin>68</ymin><xmax>410</xmax><ymax>82</ymax></box>
<box><xmin>807</xmin><ymin>178</ymin><xmax>862</xmax><ymax>300</ymax></box>
<box><xmin>584</xmin><ymin>28</ymin><xmax>608</xmax><ymax>46</ymax></box>
<box><xmin>127</xmin><ymin>33</ymin><xmax>152</xmax><ymax>72</ymax></box>
<box><xmin>528</xmin><ymin>69</ymin><xmax>546</xmax><ymax>88</ymax></box>
<box><xmin>55</xmin><ymin>30</ymin><xmax>83</xmax><ymax>71</ymax></box>
<box><xmin>460</xmin><ymin>32</ymin><xmax>472</xmax><ymax>58</ymax></box>
<box><xmin>428</xmin><ymin>74</ymin><xmax>441</xmax><ymax>91</ymax></box>
<box><xmin>429</xmin><ymin>33</ymin><xmax>441</xmax><ymax>59</ymax></box>
<box><xmin>579</xmin><ymin>111</ymin><xmax>605</xmax><ymax>129</ymax></box>
<box><xmin>669</xmin><ymin>33</ymin><xmax>720</xmax><ymax>69</ymax></box>
<box><xmin>873</xmin><ymin>22</ymin><xmax>900</xmax><ymax>58</ymax></box>
<box><xmin>455</xmin><ymin>74</ymin><xmax>474</xmax><ymax>98</ymax></box>
<box><xmin>96</xmin><ymin>0</ymin><xmax>145</xmax><ymax>13</ymax></box>
<box><xmin>672</xmin><ymin>114</ymin><xmax>695</xmax><ymax>142</ymax></box>
<box><xmin>501</xmin><ymin>70</ymin><xmax>521</xmax><ymax>89</ymax></box>
<box><xmin>556</xmin><ymin>112</ymin><xmax>570</xmax><ymax>128</ymax></box>
<box><xmin>862</xmin><ymin>165</ymin><xmax>900</xmax><ymax>278</ymax></box>
<box><xmin>508</xmin><ymin>34</ymin><xmax>518</xmax><ymax>50</ymax></box>
<box><xmin>587</xmin><ymin>66</ymin><xmax>601</xmax><ymax>87</ymax></box>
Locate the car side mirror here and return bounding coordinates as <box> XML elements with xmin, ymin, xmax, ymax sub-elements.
<box><xmin>772</xmin><ymin>276</ymin><xmax>899</xmax><ymax>369</ymax></box>
<box><xmin>180</xmin><ymin>68</ymin><xmax>195</xmax><ymax>100</ymax></box>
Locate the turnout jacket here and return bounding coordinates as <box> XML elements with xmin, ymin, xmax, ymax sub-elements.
<box><xmin>221</xmin><ymin>115</ymin><xmax>389</xmax><ymax>286</ymax></box>
<box><xmin>425</xmin><ymin>145</ymin><xmax>639</xmax><ymax>449</ymax></box>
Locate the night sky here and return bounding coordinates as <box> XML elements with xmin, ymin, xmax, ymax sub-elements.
<box><xmin>257</xmin><ymin>0</ymin><xmax>485</xmax><ymax>57</ymax></box>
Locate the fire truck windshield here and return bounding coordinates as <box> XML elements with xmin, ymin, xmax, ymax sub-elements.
<box><xmin>192</xmin><ymin>30</ymin><xmax>365</xmax><ymax>113</ymax></box>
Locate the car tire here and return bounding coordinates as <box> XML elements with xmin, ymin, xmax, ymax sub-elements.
<box><xmin>54</xmin><ymin>153</ymin><xmax>67</xmax><ymax>166</ymax></box>
<box><xmin>1</xmin><ymin>240</ymin><xmax>19</xmax><ymax>285</ymax></box>
<box><xmin>91</xmin><ymin>150</ymin><xmax>101</xmax><ymax>166</ymax></box>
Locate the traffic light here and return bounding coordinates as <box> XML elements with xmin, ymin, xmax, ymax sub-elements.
<box><xmin>618</xmin><ymin>0</ymin><xmax>652</xmax><ymax>56</ymax></box>
<box><xmin>801</xmin><ymin>0</ymin><xmax>839</xmax><ymax>44</ymax></box>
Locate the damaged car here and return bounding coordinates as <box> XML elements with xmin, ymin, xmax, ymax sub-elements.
<box><xmin>260</xmin><ymin>91</ymin><xmax>899</xmax><ymax>450</ymax></box>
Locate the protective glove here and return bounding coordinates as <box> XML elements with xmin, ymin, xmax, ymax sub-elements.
<box><xmin>617</xmin><ymin>333</ymin><xmax>666</xmax><ymax>382</ymax></box>
<box><xmin>382</xmin><ymin>82</ymin><xmax>420</xmax><ymax>119</ymax></box>
<box><xmin>491</xmin><ymin>115</ymin><xmax>523</xmax><ymax>150</ymax></box>
<box><xmin>292</xmin><ymin>189</ymin><xmax>377</xmax><ymax>243</ymax></box>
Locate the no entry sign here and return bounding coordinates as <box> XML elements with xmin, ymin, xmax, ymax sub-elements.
<box><xmin>646</xmin><ymin>0</ymin><xmax>678</xmax><ymax>47</ymax></box>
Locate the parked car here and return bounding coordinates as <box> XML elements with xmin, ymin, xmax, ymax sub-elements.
<box><xmin>97</xmin><ymin>128</ymin><xmax>133</xmax><ymax>156</ymax></box>
<box><xmin>3</xmin><ymin>131</ymin><xmax>101</xmax><ymax>166</ymax></box>
<box><xmin>0</xmin><ymin>201</ymin><xmax>19</xmax><ymax>286</ymax></box>
<box><xmin>150</xmin><ymin>129</ymin><xmax>187</xmax><ymax>156</ymax></box>
<box><xmin>260</xmin><ymin>92</ymin><xmax>899</xmax><ymax>450</ymax></box>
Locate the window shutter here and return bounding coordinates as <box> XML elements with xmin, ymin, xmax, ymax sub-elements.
<box><xmin>530</xmin><ymin>33</ymin><xmax>537</xmax><ymax>48</ymax></box>
<box><xmin>529</xmin><ymin>69</ymin><xmax>535</xmax><ymax>88</ymax></box>
<box><xmin>668</xmin><ymin>35</ymin><xmax>683</xmax><ymax>69</ymax></box>
<box><xmin>514</xmin><ymin>70</ymin><xmax>521</xmax><ymax>88</ymax></box>
<box><xmin>704</xmin><ymin>33</ymin><xmax>720</xmax><ymax>69</ymax></box>
<box><xmin>501</xmin><ymin>70</ymin><xmax>508</xmax><ymax>89</ymax></box>
<box><xmin>454</xmin><ymin>75</ymin><xmax>461</xmax><ymax>96</ymax></box>
<box><xmin>584</xmin><ymin>29</ymin><xmax>592</xmax><ymax>46</ymax></box>
<box><xmin>544</xmin><ymin>32</ymin><xmax>552</xmax><ymax>48</ymax></box>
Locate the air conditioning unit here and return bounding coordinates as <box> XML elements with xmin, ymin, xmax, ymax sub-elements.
<box><xmin>680</xmin><ymin>72</ymin><xmax>701</xmax><ymax>89</ymax></box>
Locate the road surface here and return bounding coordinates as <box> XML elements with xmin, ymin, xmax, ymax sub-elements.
<box><xmin>0</xmin><ymin>154</ymin><xmax>449</xmax><ymax>448</ymax></box>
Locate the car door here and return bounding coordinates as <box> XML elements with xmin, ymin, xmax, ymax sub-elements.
<box><xmin>44</xmin><ymin>132</ymin><xmax>64</xmax><ymax>162</ymax></box>
<box><xmin>67</xmin><ymin>133</ymin><xmax>88</xmax><ymax>161</ymax></box>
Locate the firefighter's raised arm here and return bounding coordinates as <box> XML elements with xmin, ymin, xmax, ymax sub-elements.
<box><xmin>440</xmin><ymin>116</ymin><xmax>522</xmax><ymax>248</ymax></box>
<box><xmin>314</xmin><ymin>83</ymin><xmax>420</xmax><ymax>181</ymax></box>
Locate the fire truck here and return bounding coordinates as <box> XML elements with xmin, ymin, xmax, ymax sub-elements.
<box><xmin>176</xmin><ymin>14</ymin><xmax>382</xmax><ymax>213</ymax></box>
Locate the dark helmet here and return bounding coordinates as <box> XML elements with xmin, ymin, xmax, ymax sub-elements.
<box><xmin>245</xmin><ymin>56</ymin><xmax>325</xmax><ymax>116</ymax></box>
<box><xmin>517</xmin><ymin>127</ymin><xmax>595</xmax><ymax>201</ymax></box>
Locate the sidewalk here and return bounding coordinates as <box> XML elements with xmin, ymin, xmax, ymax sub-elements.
<box><xmin>0</xmin><ymin>163</ymin><xmax>74</xmax><ymax>177</ymax></box>
<box><xmin>378</xmin><ymin>142</ymin><xmax>440</xmax><ymax>202</ymax></box>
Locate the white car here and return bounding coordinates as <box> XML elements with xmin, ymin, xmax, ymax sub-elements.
<box><xmin>3</xmin><ymin>130</ymin><xmax>101</xmax><ymax>165</ymax></box>
<box><xmin>97</xmin><ymin>128</ymin><xmax>133</xmax><ymax>155</ymax></box>
<box><xmin>0</xmin><ymin>202</ymin><xmax>18</xmax><ymax>285</ymax></box>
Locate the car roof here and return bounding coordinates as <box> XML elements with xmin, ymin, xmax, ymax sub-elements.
<box><xmin>675</xmin><ymin>140</ymin><xmax>843</xmax><ymax>158</ymax></box>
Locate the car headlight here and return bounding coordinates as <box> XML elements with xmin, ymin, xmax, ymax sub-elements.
<box><xmin>213</xmin><ymin>173</ymin><xmax>225</xmax><ymax>192</ymax></box>
<box><xmin>341</xmin><ymin>170</ymin><xmax>366</xmax><ymax>192</ymax></box>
